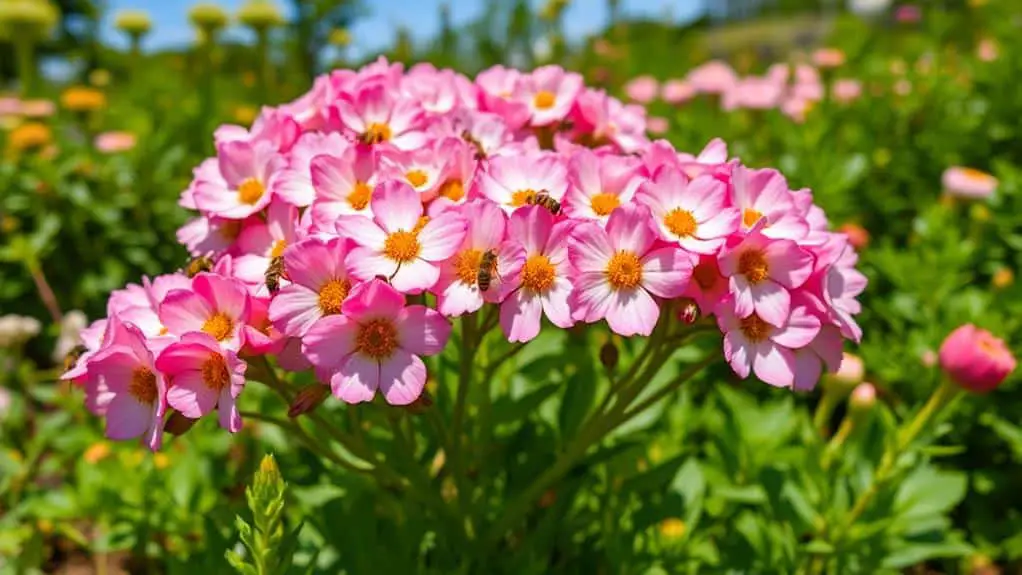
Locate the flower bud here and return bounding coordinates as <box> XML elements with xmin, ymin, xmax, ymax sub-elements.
<box><xmin>921</xmin><ymin>349</ymin><xmax>937</xmax><ymax>368</ymax></box>
<box><xmin>114</xmin><ymin>9</ymin><xmax>152</xmax><ymax>36</ymax></box>
<box><xmin>288</xmin><ymin>384</ymin><xmax>330</xmax><ymax>418</ymax></box>
<box><xmin>838</xmin><ymin>222</ymin><xmax>870</xmax><ymax>250</ymax></box>
<box><xmin>848</xmin><ymin>382</ymin><xmax>876</xmax><ymax>415</ymax></box>
<box><xmin>823</xmin><ymin>352</ymin><xmax>863</xmax><ymax>395</ymax></box>
<box><xmin>188</xmin><ymin>3</ymin><xmax>228</xmax><ymax>33</ymax></box>
<box><xmin>599</xmin><ymin>341</ymin><xmax>619</xmax><ymax>370</ymax></box>
<box><xmin>237</xmin><ymin>0</ymin><xmax>284</xmax><ymax>31</ymax></box>
<box><xmin>677</xmin><ymin>298</ymin><xmax>699</xmax><ymax>324</ymax></box>
<box><xmin>939</xmin><ymin>325</ymin><xmax>1016</xmax><ymax>393</ymax></box>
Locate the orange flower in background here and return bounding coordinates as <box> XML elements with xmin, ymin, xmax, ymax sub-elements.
<box><xmin>61</xmin><ymin>86</ymin><xmax>106</xmax><ymax>112</ymax></box>
<box><xmin>7</xmin><ymin>122</ymin><xmax>52</xmax><ymax>153</ymax></box>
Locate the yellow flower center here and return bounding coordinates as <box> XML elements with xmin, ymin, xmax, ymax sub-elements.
<box><xmin>348</xmin><ymin>181</ymin><xmax>372</xmax><ymax>210</ymax></box>
<box><xmin>454</xmin><ymin>249</ymin><xmax>483</xmax><ymax>285</ymax></box>
<box><xmin>533</xmin><ymin>90</ymin><xmax>557</xmax><ymax>110</ymax></box>
<box><xmin>511</xmin><ymin>189</ymin><xmax>538</xmax><ymax>207</ymax></box>
<box><xmin>363</xmin><ymin>122</ymin><xmax>392</xmax><ymax>143</ymax></box>
<box><xmin>237</xmin><ymin>177</ymin><xmax>265</xmax><ymax>205</ymax></box>
<box><xmin>520</xmin><ymin>254</ymin><xmax>556</xmax><ymax>293</ymax></box>
<box><xmin>606</xmin><ymin>251</ymin><xmax>643</xmax><ymax>290</ymax></box>
<box><xmin>202</xmin><ymin>312</ymin><xmax>234</xmax><ymax>341</ymax></box>
<box><xmin>318</xmin><ymin>278</ymin><xmax>351</xmax><ymax>315</ymax></box>
<box><xmin>356</xmin><ymin>318</ymin><xmax>399</xmax><ymax>360</ymax></box>
<box><xmin>960</xmin><ymin>167</ymin><xmax>994</xmax><ymax>183</ymax></box>
<box><xmin>439</xmin><ymin>179</ymin><xmax>465</xmax><ymax>202</ymax></box>
<box><xmin>270</xmin><ymin>239</ymin><xmax>287</xmax><ymax>259</ymax></box>
<box><xmin>742</xmin><ymin>208</ymin><xmax>764</xmax><ymax>228</ymax></box>
<box><xmin>693</xmin><ymin>262</ymin><xmax>718</xmax><ymax>290</ymax></box>
<box><xmin>201</xmin><ymin>354</ymin><xmax>231</xmax><ymax>391</ymax></box>
<box><xmin>738</xmin><ymin>249</ymin><xmax>769</xmax><ymax>284</ymax></box>
<box><xmin>383</xmin><ymin>230</ymin><xmax>421</xmax><ymax>263</ymax></box>
<box><xmin>665</xmin><ymin>208</ymin><xmax>698</xmax><ymax>237</ymax></box>
<box><xmin>413</xmin><ymin>216</ymin><xmax>430</xmax><ymax>234</ymax></box>
<box><xmin>406</xmin><ymin>170</ymin><xmax>429</xmax><ymax>188</ymax></box>
<box><xmin>739</xmin><ymin>314</ymin><xmax>772</xmax><ymax>343</ymax></box>
<box><xmin>590</xmin><ymin>193</ymin><xmax>620</xmax><ymax>216</ymax></box>
<box><xmin>129</xmin><ymin>367</ymin><xmax>158</xmax><ymax>405</ymax></box>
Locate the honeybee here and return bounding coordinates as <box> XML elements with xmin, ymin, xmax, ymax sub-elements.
<box><xmin>477</xmin><ymin>249</ymin><xmax>500</xmax><ymax>292</ymax></box>
<box><xmin>184</xmin><ymin>255</ymin><xmax>213</xmax><ymax>278</ymax></box>
<box><xmin>265</xmin><ymin>255</ymin><xmax>286</xmax><ymax>294</ymax></box>
<box><xmin>461</xmin><ymin>130</ymin><xmax>487</xmax><ymax>160</ymax></box>
<box><xmin>63</xmin><ymin>344</ymin><xmax>88</xmax><ymax>375</ymax></box>
<box><xmin>527</xmin><ymin>192</ymin><xmax>561</xmax><ymax>215</ymax></box>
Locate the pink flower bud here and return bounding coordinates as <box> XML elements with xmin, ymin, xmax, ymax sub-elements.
<box><xmin>677</xmin><ymin>299</ymin><xmax>699</xmax><ymax>325</ymax></box>
<box><xmin>939</xmin><ymin>325</ymin><xmax>1016</xmax><ymax>393</ymax></box>
<box><xmin>834</xmin><ymin>353</ymin><xmax>865</xmax><ymax>386</ymax></box>
<box><xmin>921</xmin><ymin>349</ymin><xmax>938</xmax><ymax>368</ymax></box>
<box><xmin>849</xmin><ymin>382</ymin><xmax>876</xmax><ymax>413</ymax></box>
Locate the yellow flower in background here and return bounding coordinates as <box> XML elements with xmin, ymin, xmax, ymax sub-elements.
<box><xmin>7</xmin><ymin>121</ymin><xmax>51</xmax><ymax>153</ymax></box>
<box><xmin>83</xmin><ymin>441</ymin><xmax>111</xmax><ymax>464</ymax></box>
<box><xmin>328</xmin><ymin>27</ymin><xmax>351</xmax><ymax>47</ymax></box>
<box><xmin>658</xmin><ymin>518</ymin><xmax>686</xmax><ymax>540</ymax></box>
<box><xmin>60</xmin><ymin>86</ymin><xmax>106</xmax><ymax>112</ymax></box>
<box><xmin>233</xmin><ymin>104</ymin><xmax>258</xmax><ymax>125</ymax></box>
<box><xmin>89</xmin><ymin>68</ymin><xmax>111</xmax><ymax>87</ymax></box>
<box><xmin>992</xmin><ymin>268</ymin><xmax>1013</xmax><ymax>290</ymax></box>
<box><xmin>153</xmin><ymin>453</ymin><xmax>171</xmax><ymax>470</ymax></box>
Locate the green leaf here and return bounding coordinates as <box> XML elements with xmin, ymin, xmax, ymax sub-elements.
<box><xmin>558</xmin><ymin>362</ymin><xmax>597</xmax><ymax>439</ymax></box>
<box><xmin>491</xmin><ymin>383</ymin><xmax>559</xmax><ymax>427</ymax></box>
<box><xmin>893</xmin><ymin>466</ymin><xmax>967</xmax><ymax>522</ymax></box>
<box><xmin>621</xmin><ymin>454</ymin><xmax>687</xmax><ymax>495</ymax></box>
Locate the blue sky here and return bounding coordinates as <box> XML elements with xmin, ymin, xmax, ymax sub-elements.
<box><xmin>102</xmin><ymin>0</ymin><xmax>705</xmax><ymax>56</ymax></box>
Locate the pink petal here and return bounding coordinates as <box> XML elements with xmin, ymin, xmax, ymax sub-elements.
<box><xmin>752</xmin><ymin>342</ymin><xmax>797</xmax><ymax>388</ymax></box>
<box><xmin>105</xmin><ymin>394</ymin><xmax>151</xmax><ymax>440</ymax></box>
<box><xmin>724</xmin><ymin>331</ymin><xmax>752</xmax><ymax>378</ymax></box>
<box><xmin>372</xmin><ymin>181</ymin><xmax>422</xmax><ymax>233</ymax></box>
<box><xmin>437</xmin><ymin>280</ymin><xmax>484</xmax><ymax>317</ymax></box>
<box><xmin>194</xmin><ymin>273</ymin><xmax>249</xmax><ymax>321</ymax></box>
<box><xmin>218</xmin><ymin>388</ymin><xmax>242</xmax><ymax>432</ymax></box>
<box><xmin>500</xmin><ymin>288</ymin><xmax>543</xmax><ymax>343</ymax></box>
<box><xmin>540</xmin><ymin>277</ymin><xmax>575</xmax><ymax>328</ymax></box>
<box><xmin>418</xmin><ymin>212</ymin><xmax>467</xmax><ymax>261</ymax></box>
<box><xmin>268</xmin><ymin>285</ymin><xmax>324</xmax><ymax>337</ymax></box>
<box><xmin>765</xmin><ymin>240</ymin><xmax>814</xmax><ymax>289</ymax></box>
<box><xmin>793</xmin><ymin>350</ymin><xmax>822</xmax><ymax>391</ymax></box>
<box><xmin>346</xmin><ymin>246</ymin><xmax>399</xmax><ymax>282</ymax></box>
<box><xmin>302</xmin><ymin>314</ymin><xmax>358</xmax><ymax>372</ymax></box>
<box><xmin>750</xmin><ymin>280</ymin><xmax>791</xmax><ymax>328</ymax></box>
<box><xmin>379</xmin><ymin>350</ymin><xmax>427</xmax><ymax>406</ymax></box>
<box><xmin>166</xmin><ymin>371</ymin><xmax>218</xmax><ymax>418</ymax></box>
<box><xmin>332</xmin><ymin>354</ymin><xmax>380</xmax><ymax>404</ymax></box>
<box><xmin>640</xmin><ymin>247</ymin><xmax>693</xmax><ymax>298</ymax></box>
<box><xmin>571</xmin><ymin>271</ymin><xmax>614</xmax><ymax>324</ymax></box>
<box><xmin>606</xmin><ymin>288</ymin><xmax>659</xmax><ymax>337</ymax></box>
<box><xmin>336</xmin><ymin>216</ymin><xmax>387</xmax><ymax>250</ymax></box>
<box><xmin>771</xmin><ymin>307</ymin><xmax>821</xmax><ymax>349</ymax></box>
<box><xmin>508</xmin><ymin>205</ymin><xmax>554</xmax><ymax>256</ymax></box>
<box><xmin>158</xmin><ymin>291</ymin><xmax>212</xmax><ymax>335</ymax></box>
<box><xmin>568</xmin><ymin>222</ymin><xmax>614</xmax><ymax>273</ymax></box>
<box><xmin>396</xmin><ymin>306</ymin><xmax>451</xmax><ymax>356</ymax></box>
<box><xmin>606</xmin><ymin>203</ymin><xmax>656</xmax><ymax>255</ymax></box>
<box><xmin>391</xmin><ymin>258</ymin><xmax>440</xmax><ymax>294</ymax></box>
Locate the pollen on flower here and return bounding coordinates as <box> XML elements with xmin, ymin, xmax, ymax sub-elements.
<box><xmin>665</xmin><ymin>208</ymin><xmax>698</xmax><ymax>237</ymax></box>
<box><xmin>237</xmin><ymin>177</ymin><xmax>265</xmax><ymax>205</ymax></box>
<box><xmin>318</xmin><ymin>278</ymin><xmax>351</xmax><ymax>315</ymax></box>
<box><xmin>454</xmin><ymin>249</ymin><xmax>483</xmax><ymax>285</ymax></box>
<box><xmin>413</xmin><ymin>216</ymin><xmax>430</xmax><ymax>234</ymax></box>
<box><xmin>383</xmin><ymin>230</ymin><xmax>421</xmax><ymax>263</ymax></box>
<box><xmin>533</xmin><ymin>90</ymin><xmax>557</xmax><ymax>110</ymax></box>
<box><xmin>606</xmin><ymin>251</ymin><xmax>643</xmax><ymax>290</ymax></box>
<box><xmin>406</xmin><ymin>170</ymin><xmax>429</xmax><ymax>188</ymax></box>
<box><xmin>511</xmin><ymin>189</ymin><xmax>538</xmax><ymax>207</ymax></box>
<box><xmin>692</xmin><ymin>262</ymin><xmax>718</xmax><ymax>290</ymax></box>
<box><xmin>439</xmin><ymin>179</ymin><xmax>465</xmax><ymax>202</ymax></box>
<box><xmin>348</xmin><ymin>181</ymin><xmax>373</xmax><ymax>210</ymax></box>
<box><xmin>356</xmin><ymin>318</ymin><xmax>398</xmax><ymax>360</ymax></box>
<box><xmin>202</xmin><ymin>312</ymin><xmax>234</xmax><ymax>341</ymax></box>
<box><xmin>590</xmin><ymin>193</ymin><xmax>620</xmax><ymax>216</ymax></box>
<box><xmin>129</xmin><ymin>367</ymin><xmax>158</xmax><ymax>405</ymax></box>
<box><xmin>738</xmin><ymin>249</ymin><xmax>769</xmax><ymax>284</ymax></box>
<box><xmin>270</xmin><ymin>239</ymin><xmax>287</xmax><ymax>259</ymax></box>
<box><xmin>742</xmin><ymin>208</ymin><xmax>764</xmax><ymax>228</ymax></box>
<box><xmin>363</xmin><ymin>122</ymin><xmax>392</xmax><ymax>143</ymax></box>
<box><xmin>520</xmin><ymin>254</ymin><xmax>556</xmax><ymax>292</ymax></box>
<box><xmin>739</xmin><ymin>315</ymin><xmax>772</xmax><ymax>343</ymax></box>
<box><xmin>201</xmin><ymin>354</ymin><xmax>231</xmax><ymax>391</ymax></box>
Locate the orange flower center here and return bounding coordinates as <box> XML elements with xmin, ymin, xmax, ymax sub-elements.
<box><xmin>363</xmin><ymin>122</ymin><xmax>392</xmax><ymax>143</ymax></box>
<box><xmin>606</xmin><ymin>251</ymin><xmax>643</xmax><ymax>290</ymax></box>
<box><xmin>665</xmin><ymin>208</ymin><xmax>698</xmax><ymax>237</ymax></box>
<box><xmin>693</xmin><ymin>263</ymin><xmax>718</xmax><ymax>290</ymax></box>
<box><xmin>356</xmin><ymin>318</ymin><xmax>398</xmax><ymax>360</ymax></box>
<box><xmin>129</xmin><ymin>367</ymin><xmax>158</xmax><ymax>405</ymax></box>
<box><xmin>413</xmin><ymin>216</ymin><xmax>430</xmax><ymax>234</ymax></box>
<box><xmin>533</xmin><ymin>90</ymin><xmax>557</xmax><ymax>110</ymax></box>
<box><xmin>201</xmin><ymin>354</ymin><xmax>231</xmax><ymax>391</ymax></box>
<box><xmin>237</xmin><ymin>177</ymin><xmax>265</xmax><ymax>205</ymax></box>
<box><xmin>348</xmin><ymin>181</ymin><xmax>373</xmax><ymax>211</ymax></box>
<box><xmin>454</xmin><ymin>249</ymin><xmax>483</xmax><ymax>285</ymax></box>
<box><xmin>738</xmin><ymin>249</ymin><xmax>769</xmax><ymax>284</ymax></box>
<box><xmin>739</xmin><ymin>315</ymin><xmax>772</xmax><ymax>343</ymax></box>
<box><xmin>511</xmin><ymin>189</ymin><xmax>538</xmax><ymax>207</ymax></box>
<box><xmin>202</xmin><ymin>312</ymin><xmax>234</xmax><ymax>341</ymax></box>
<box><xmin>383</xmin><ymin>230</ymin><xmax>421</xmax><ymax>263</ymax></box>
<box><xmin>960</xmin><ymin>167</ymin><xmax>994</xmax><ymax>183</ymax></box>
<box><xmin>318</xmin><ymin>278</ymin><xmax>351</xmax><ymax>315</ymax></box>
<box><xmin>742</xmin><ymin>208</ymin><xmax>764</xmax><ymax>228</ymax></box>
<box><xmin>270</xmin><ymin>239</ymin><xmax>287</xmax><ymax>259</ymax></box>
<box><xmin>590</xmin><ymin>193</ymin><xmax>620</xmax><ymax>216</ymax></box>
<box><xmin>520</xmin><ymin>254</ymin><xmax>555</xmax><ymax>292</ymax></box>
<box><xmin>406</xmin><ymin>169</ymin><xmax>429</xmax><ymax>188</ymax></box>
<box><xmin>439</xmin><ymin>179</ymin><xmax>465</xmax><ymax>202</ymax></box>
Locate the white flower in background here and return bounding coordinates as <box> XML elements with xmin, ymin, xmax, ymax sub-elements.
<box><xmin>0</xmin><ymin>315</ymin><xmax>42</xmax><ymax>348</ymax></box>
<box><xmin>848</xmin><ymin>0</ymin><xmax>892</xmax><ymax>17</ymax></box>
<box><xmin>52</xmin><ymin>310</ymin><xmax>88</xmax><ymax>362</ymax></box>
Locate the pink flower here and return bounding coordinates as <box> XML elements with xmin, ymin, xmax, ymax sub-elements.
<box><xmin>274</xmin><ymin>132</ymin><xmax>350</xmax><ymax>207</ymax></box>
<box><xmin>242</xmin><ymin>296</ymin><xmax>286</xmax><ymax>356</ymax></box>
<box><xmin>722</xmin><ymin>77</ymin><xmax>784</xmax><ymax>111</ymax></box>
<box><xmin>661</xmin><ymin>79</ymin><xmax>695</xmax><ymax>105</ymax></box>
<box><xmin>816</xmin><ymin>238</ymin><xmax>867</xmax><ymax>343</ymax></box>
<box><xmin>687</xmin><ymin>60</ymin><xmax>738</xmax><ymax>95</ymax></box>
<box><xmin>177</xmin><ymin>215</ymin><xmax>244</xmax><ymax>257</ymax></box>
<box><xmin>193</xmin><ymin>140</ymin><xmax>286</xmax><ymax>219</ymax></box>
<box><xmin>939</xmin><ymin>325</ymin><xmax>1015</xmax><ymax>393</ymax></box>
<box><xmin>268</xmin><ymin>236</ymin><xmax>356</xmax><ymax>337</ymax></box>
<box><xmin>94</xmin><ymin>131</ymin><xmax>137</xmax><ymax>153</ymax></box>
<box><xmin>563</xmin><ymin>148</ymin><xmax>642</xmax><ymax>223</ymax></box>
<box><xmin>332</xmin><ymin>81</ymin><xmax>426</xmax><ymax>150</ymax></box>
<box><xmin>86</xmin><ymin>323</ymin><xmax>166</xmax><ymax>450</ymax></box>
<box><xmin>233</xmin><ymin>202</ymin><xmax>304</xmax><ymax>291</ymax></box>
<box><xmin>895</xmin><ymin>4</ymin><xmax>921</xmax><ymax>23</ymax></box>
<box><xmin>571</xmin><ymin>89</ymin><xmax>649</xmax><ymax>152</ymax></box>
<box><xmin>381</xmin><ymin>144</ymin><xmax>448</xmax><ymax>201</ymax></box>
<box><xmin>942</xmin><ymin>166</ymin><xmax>998</xmax><ymax>199</ymax></box>
<box><xmin>302</xmin><ymin>279</ymin><xmax>451</xmax><ymax>405</ymax></box>
<box><xmin>730</xmin><ymin>166</ymin><xmax>809</xmax><ymax>240</ymax></box>
<box><xmin>636</xmin><ymin>167</ymin><xmax>739</xmax><ymax>255</ymax></box>
<box><xmin>309</xmin><ymin>143</ymin><xmax>382</xmax><ymax>230</ymax></box>
<box><xmin>476</xmin><ymin>65</ymin><xmax>530</xmax><ymax>129</ymax></box>
<box><xmin>624</xmin><ymin>75</ymin><xmax>659</xmax><ymax>104</ymax></box>
<box><xmin>646</xmin><ymin>116</ymin><xmax>669</xmax><ymax>134</ymax></box>
<box><xmin>499</xmin><ymin>206</ymin><xmax>576</xmax><ymax>342</ymax></box>
<box><xmin>569</xmin><ymin>204</ymin><xmax>693</xmax><ymax>337</ymax></box>
<box><xmin>977</xmin><ymin>38</ymin><xmax>999</xmax><ymax>63</ymax></box>
<box><xmin>718</xmin><ymin>301</ymin><xmax>821</xmax><ymax>389</ymax></box>
<box><xmin>433</xmin><ymin>200</ymin><xmax>525</xmax><ymax>317</ymax></box>
<box><xmin>427</xmin><ymin>137</ymin><xmax>478</xmax><ymax>214</ymax></box>
<box><xmin>674</xmin><ymin>138</ymin><xmax>731</xmax><ymax>179</ymax></box>
<box><xmin>519</xmin><ymin>65</ymin><xmax>583</xmax><ymax>127</ymax></box>
<box><xmin>215</xmin><ymin>108</ymin><xmax>300</xmax><ymax>153</ymax></box>
<box><xmin>831</xmin><ymin>79</ymin><xmax>862</xmax><ymax>103</ymax></box>
<box><xmin>159</xmin><ymin>273</ymin><xmax>252</xmax><ymax>350</ymax></box>
<box><xmin>684</xmin><ymin>254</ymin><xmax>729</xmax><ymax>315</ymax></box>
<box><xmin>718</xmin><ymin>228</ymin><xmax>814</xmax><ymax>328</ymax></box>
<box><xmin>156</xmin><ymin>332</ymin><xmax>247</xmax><ymax>432</ymax></box>
<box><xmin>335</xmin><ymin>181</ymin><xmax>467</xmax><ymax>293</ymax></box>
<box><xmin>479</xmin><ymin>153</ymin><xmax>569</xmax><ymax>214</ymax></box>
<box><xmin>402</xmin><ymin>64</ymin><xmax>461</xmax><ymax>116</ymax></box>
<box><xmin>19</xmin><ymin>99</ymin><xmax>55</xmax><ymax>118</ymax></box>
<box><xmin>812</xmin><ymin>48</ymin><xmax>846</xmax><ymax>69</ymax></box>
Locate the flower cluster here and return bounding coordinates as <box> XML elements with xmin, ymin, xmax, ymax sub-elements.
<box><xmin>63</xmin><ymin>58</ymin><xmax>865</xmax><ymax>450</ymax></box>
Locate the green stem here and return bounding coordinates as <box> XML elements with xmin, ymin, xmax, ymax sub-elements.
<box><xmin>256</xmin><ymin>28</ymin><xmax>271</xmax><ymax>98</ymax></box>
<box><xmin>820</xmin><ymin>416</ymin><xmax>854</xmax><ymax>472</ymax></box>
<box><xmin>449</xmin><ymin>314</ymin><xmax>477</xmax><ymax>531</ymax></box>
<box><xmin>13</xmin><ymin>35</ymin><xmax>36</xmax><ymax>98</ymax></box>
<box><xmin>812</xmin><ymin>387</ymin><xmax>842</xmax><ymax>437</ymax></box>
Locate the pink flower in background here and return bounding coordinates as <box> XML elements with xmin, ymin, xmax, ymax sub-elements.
<box><xmin>563</xmin><ymin>149</ymin><xmax>642</xmax><ymax>223</ymax></box>
<box><xmin>624</xmin><ymin>75</ymin><xmax>659</xmax><ymax>104</ymax></box>
<box><xmin>476</xmin><ymin>65</ymin><xmax>530</xmax><ymax>129</ymax></box>
<box><xmin>894</xmin><ymin>79</ymin><xmax>912</xmax><ymax>96</ymax></box>
<box><xmin>268</xmin><ymin>237</ymin><xmax>355</xmax><ymax>337</ymax></box>
<box><xmin>636</xmin><ymin>168</ymin><xmax>739</xmax><ymax>255</ymax></box>
<box><xmin>241</xmin><ymin>296</ymin><xmax>286</xmax><ymax>356</ymax></box>
<box><xmin>895</xmin><ymin>4</ymin><xmax>921</xmax><ymax>23</ymax></box>
<box><xmin>674</xmin><ymin>138</ymin><xmax>731</xmax><ymax>179</ymax></box>
<box><xmin>519</xmin><ymin>65</ymin><xmax>583</xmax><ymax>126</ymax></box>
<box><xmin>661</xmin><ymin>79</ymin><xmax>695</xmax><ymax>105</ymax></box>
<box><xmin>723</xmin><ymin>77</ymin><xmax>784</xmax><ymax>111</ymax></box>
<box><xmin>718</xmin><ymin>228</ymin><xmax>814</xmax><ymax>328</ymax></box>
<box><xmin>831</xmin><ymin>79</ymin><xmax>862</xmax><ymax>103</ymax></box>
<box><xmin>646</xmin><ymin>116</ymin><xmax>669</xmax><ymax>134</ymax></box>
<box><xmin>19</xmin><ymin>99</ymin><xmax>55</xmax><ymax>118</ymax></box>
<box><xmin>479</xmin><ymin>153</ymin><xmax>569</xmax><ymax>214</ymax></box>
<box><xmin>781</xmin><ymin>97</ymin><xmax>812</xmax><ymax>123</ymax></box>
<box><xmin>730</xmin><ymin>166</ymin><xmax>809</xmax><ymax>240</ymax></box>
<box><xmin>571</xmin><ymin>88</ymin><xmax>649</xmax><ymax>153</ymax></box>
<box><xmin>333</xmin><ymin>81</ymin><xmax>426</xmax><ymax>150</ymax></box>
<box><xmin>309</xmin><ymin>143</ymin><xmax>382</xmax><ymax>229</ymax></box>
<box><xmin>718</xmin><ymin>301</ymin><xmax>821</xmax><ymax>389</ymax></box>
<box><xmin>977</xmin><ymin>38</ymin><xmax>999</xmax><ymax>62</ymax></box>
<box><xmin>159</xmin><ymin>273</ymin><xmax>251</xmax><ymax>350</ymax></box>
<box><xmin>193</xmin><ymin>140</ymin><xmax>285</xmax><ymax>219</ymax></box>
<box><xmin>687</xmin><ymin>60</ymin><xmax>738</xmax><ymax>95</ymax></box>
<box><xmin>569</xmin><ymin>204</ymin><xmax>693</xmax><ymax>336</ymax></box>
<box><xmin>812</xmin><ymin>48</ymin><xmax>846</xmax><ymax>69</ymax></box>
<box><xmin>500</xmin><ymin>206</ymin><xmax>576</xmax><ymax>342</ymax></box>
<box><xmin>939</xmin><ymin>325</ymin><xmax>1016</xmax><ymax>393</ymax></box>
<box><xmin>942</xmin><ymin>166</ymin><xmax>998</xmax><ymax>199</ymax></box>
<box><xmin>302</xmin><ymin>279</ymin><xmax>451</xmax><ymax>405</ymax></box>
<box><xmin>335</xmin><ymin>181</ymin><xmax>467</xmax><ymax>293</ymax></box>
<box><xmin>94</xmin><ymin>131</ymin><xmax>136</xmax><ymax>153</ymax></box>
<box><xmin>0</xmin><ymin>97</ymin><xmax>20</xmax><ymax>116</ymax></box>
<box><xmin>156</xmin><ymin>332</ymin><xmax>247</xmax><ymax>432</ymax></box>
